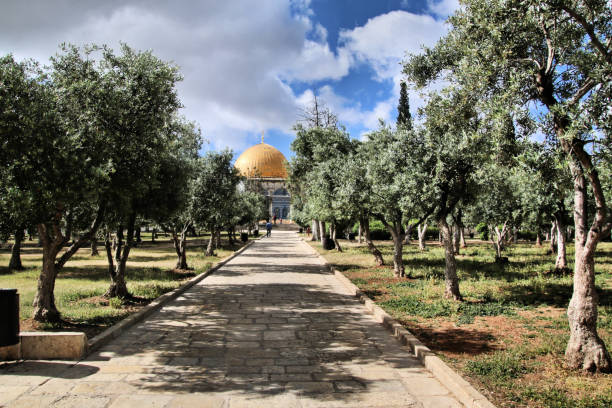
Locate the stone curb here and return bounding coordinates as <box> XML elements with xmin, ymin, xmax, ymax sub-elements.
<box><xmin>87</xmin><ymin>238</ymin><xmax>258</xmax><ymax>355</ymax></box>
<box><xmin>299</xmin><ymin>237</ymin><xmax>496</xmax><ymax>408</ymax></box>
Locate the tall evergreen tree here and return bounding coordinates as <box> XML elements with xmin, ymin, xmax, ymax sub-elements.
<box><xmin>396</xmin><ymin>81</ymin><xmax>412</xmax><ymax>129</ymax></box>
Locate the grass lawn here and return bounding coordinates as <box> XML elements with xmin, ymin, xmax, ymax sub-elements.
<box><xmin>307</xmin><ymin>236</ymin><xmax>612</xmax><ymax>408</ymax></box>
<box><xmin>0</xmin><ymin>232</ymin><xmax>247</xmax><ymax>339</ymax></box>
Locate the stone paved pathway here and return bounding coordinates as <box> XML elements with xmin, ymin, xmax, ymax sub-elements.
<box><xmin>1</xmin><ymin>230</ymin><xmax>463</xmax><ymax>408</ymax></box>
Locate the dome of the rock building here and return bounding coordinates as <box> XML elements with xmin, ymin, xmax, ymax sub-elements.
<box><xmin>235</xmin><ymin>143</ymin><xmax>288</xmax><ymax>179</ymax></box>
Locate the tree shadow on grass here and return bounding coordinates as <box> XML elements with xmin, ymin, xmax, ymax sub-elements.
<box><xmin>499</xmin><ymin>281</ymin><xmax>612</xmax><ymax>308</ymax></box>
<box><xmin>406</xmin><ymin>325</ymin><xmax>500</xmax><ymax>355</ymax></box>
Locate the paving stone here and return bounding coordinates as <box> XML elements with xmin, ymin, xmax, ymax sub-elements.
<box><xmin>285</xmin><ymin>381</ymin><xmax>334</xmax><ymax>394</ymax></box>
<box><xmin>166</xmin><ymin>394</ymin><xmax>226</xmax><ymax>408</ymax></box>
<box><xmin>6</xmin><ymin>395</ymin><xmax>59</xmax><ymax>408</ymax></box>
<box><xmin>0</xmin><ymin>385</ymin><xmax>30</xmax><ymax>405</ymax></box>
<box><xmin>3</xmin><ymin>231</ymin><xmax>465</xmax><ymax>408</ymax></box>
<box><xmin>419</xmin><ymin>395</ymin><xmax>464</xmax><ymax>408</ymax></box>
<box><xmin>108</xmin><ymin>394</ymin><xmax>173</xmax><ymax>408</ymax></box>
<box><xmin>51</xmin><ymin>395</ymin><xmax>110</xmax><ymax>408</ymax></box>
<box><xmin>401</xmin><ymin>376</ymin><xmax>451</xmax><ymax>396</ymax></box>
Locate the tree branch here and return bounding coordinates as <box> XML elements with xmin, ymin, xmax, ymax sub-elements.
<box><xmin>560</xmin><ymin>4</ymin><xmax>610</xmax><ymax>64</ymax></box>
<box><xmin>55</xmin><ymin>202</ymin><xmax>106</xmax><ymax>270</ymax></box>
<box><xmin>568</xmin><ymin>77</ymin><xmax>596</xmax><ymax>106</ymax></box>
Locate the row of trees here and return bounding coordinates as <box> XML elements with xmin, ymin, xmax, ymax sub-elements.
<box><xmin>0</xmin><ymin>44</ymin><xmax>265</xmax><ymax>322</ymax></box>
<box><xmin>290</xmin><ymin>0</ymin><xmax>611</xmax><ymax>372</ymax></box>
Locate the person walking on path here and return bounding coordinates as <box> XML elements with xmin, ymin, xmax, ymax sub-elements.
<box><xmin>273</xmin><ymin>215</ymin><xmax>277</xmax><ymax>224</ymax></box>
<box><xmin>266</xmin><ymin>220</ymin><xmax>272</xmax><ymax>237</ymax></box>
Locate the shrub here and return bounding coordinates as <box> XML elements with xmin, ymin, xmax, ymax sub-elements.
<box><xmin>351</xmin><ymin>219</ymin><xmax>391</xmax><ymax>240</ymax></box>
<box><xmin>476</xmin><ymin>222</ymin><xmax>489</xmax><ymax>240</ymax></box>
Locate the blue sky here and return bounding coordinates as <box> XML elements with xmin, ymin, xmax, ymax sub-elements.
<box><xmin>0</xmin><ymin>0</ymin><xmax>458</xmax><ymax>160</ymax></box>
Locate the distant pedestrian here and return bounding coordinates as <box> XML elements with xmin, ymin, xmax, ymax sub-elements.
<box><xmin>266</xmin><ymin>221</ymin><xmax>272</xmax><ymax>237</ymax></box>
<box><xmin>306</xmin><ymin>226</ymin><xmax>311</xmax><ymax>237</ymax></box>
<box><xmin>273</xmin><ymin>215</ymin><xmax>277</xmax><ymax>224</ymax></box>
<box><xmin>280</xmin><ymin>217</ymin><xmax>283</xmax><ymax>224</ymax></box>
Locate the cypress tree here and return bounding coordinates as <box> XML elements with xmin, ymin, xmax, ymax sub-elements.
<box><xmin>396</xmin><ymin>81</ymin><xmax>412</xmax><ymax>129</ymax></box>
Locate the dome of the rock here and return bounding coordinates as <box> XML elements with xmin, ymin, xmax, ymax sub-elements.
<box><xmin>235</xmin><ymin>143</ymin><xmax>288</xmax><ymax>179</ymax></box>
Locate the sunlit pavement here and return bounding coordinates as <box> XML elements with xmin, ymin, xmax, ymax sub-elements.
<box><xmin>1</xmin><ymin>231</ymin><xmax>463</xmax><ymax>407</ymax></box>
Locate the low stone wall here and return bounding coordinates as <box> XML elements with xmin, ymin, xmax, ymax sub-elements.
<box><xmin>0</xmin><ymin>332</ymin><xmax>87</xmax><ymax>361</ymax></box>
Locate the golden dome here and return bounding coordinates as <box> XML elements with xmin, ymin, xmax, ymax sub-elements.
<box><xmin>235</xmin><ymin>143</ymin><xmax>288</xmax><ymax>179</ymax></box>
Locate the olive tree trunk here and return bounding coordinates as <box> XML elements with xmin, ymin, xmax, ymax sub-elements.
<box><xmin>382</xmin><ymin>218</ymin><xmax>404</xmax><ymax>278</ymax></box>
<box><xmin>311</xmin><ymin>219</ymin><xmax>319</xmax><ymax>241</ymax></box>
<box><xmin>404</xmin><ymin>223</ymin><xmax>412</xmax><ymax>244</ymax></box>
<box><xmin>453</xmin><ymin>224</ymin><xmax>461</xmax><ymax>255</ymax></box>
<box><xmin>563</xmin><ymin>150</ymin><xmax>611</xmax><ymax>372</ymax></box>
<box><xmin>8</xmin><ymin>228</ymin><xmax>25</xmax><ymax>271</ymax></box>
<box><xmin>492</xmin><ymin>222</ymin><xmax>509</xmax><ymax>260</ymax></box>
<box><xmin>360</xmin><ymin>217</ymin><xmax>384</xmax><ymax>266</ymax></box>
<box><xmin>319</xmin><ymin>221</ymin><xmax>326</xmax><ymax>243</ymax></box>
<box><xmin>554</xmin><ymin>216</ymin><xmax>568</xmax><ymax>271</ymax></box>
<box><xmin>460</xmin><ymin>226</ymin><xmax>467</xmax><ymax>248</ymax></box>
<box><xmin>205</xmin><ymin>228</ymin><xmax>216</xmax><ymax>256</ymax></box>
<box><xmin>417</xmin><ymin>223</ymin><xmax>428</xmax><ymax>251</ymax></box>
<box><xmin>550</xmin><ymin>221</ymin><xmax>557</xmax><ymax>253</ymax></box>
<box><xmin>90</xmin><ymin>238</ymin><xmax>99</xmax><ymax>256</ymax></box>
<box><xmin>331</xmin><ymin>223</ymin><xmax>342</xmax><ymax>252</ymax></box>
<box><xmin>438</xmin><ymin>217</ymin><xmax>462</xmax><ymax>301</ymax></box>
<box><xmin>105</xmin><ymin>214</ymin><xmax>136</xmax><ymax>299</ymax></box>
<box><xmin>171</xmin><ymin>221</ymin><xmax>191</xmax><ymax>270</ymax></box>
<box><xmin>33</xmin><ymin>205</ymin><xmax>105</xmax><ymax>322</ymax></box>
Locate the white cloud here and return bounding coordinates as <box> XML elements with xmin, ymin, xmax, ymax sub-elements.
<box><xmin>339</xmin><ymin>10</ymin><xmax>447</xmax><ymax>81</ymax></box>
<box><xmin>0</xmin><ymin>0</ymin><xmax>330</xmax><ymax>150</ymax></box>
<box><xmin>0</xmin><ymin>2</ymin><xmax>451</xmax><ymax>150</ymax></box>
<box><xmin>323</xmin><ymin>10</ymin><xmax>448</xmax><ymax>132</ymax></box>
<box><xmin>427</xmin><ymin>0</ymin><xmax>460</xmax><ymax>18</ymax></box>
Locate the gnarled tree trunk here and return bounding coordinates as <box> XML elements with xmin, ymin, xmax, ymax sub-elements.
<box><xmin>453</xmin><ymin>224</ymin><xmax>461</xmax><ymax>255</ymax></box>
<box><xmin>554</xmin><ymin>215</ymin><xmax>568</xmax><ymax>271</ymax></box>
<box><xmin>404</xmin><ymin>223</ymin><xmax>412</xmax><ymax>244</ymax></box>
<box><xmin>105</xmin><ymin>216</ymin><xmax>133</xmax><ymax>299</ymax></box>
<box><xmin>171</xmin><ymin>222</ymin><xmax>191</xmax><ymax>270</ymax></box>
<box><xmin>460</xmin><ymin>226</ymin><xmax>467</xmax><ymax>248</ymax></box>
<box><xmin>550</xmin><ymin>221</ymin><xmax>557</xmax><ymax>253</ymax></box>
<box><xmin>32</xmin><ymin>224</ymin><xmax>63</xmax><ymax>322</ymax></box>
<box><xmin>535</xmin><ymin>231</ymin><xmax>542</xmax><ymax>247</ymax></box>
<box><xmin>563</xmin><ymin>150</ymin><xmax>611</xmax><ymax>372</ymax></box>
<box><xmin>8</xmin><ymin>228</ymin><xmax>25</xmax><ymax>271</ymax></box>
<box><xmin>311</xmin><ymin>219</ymin><xmax>319</xmax><ymax>241</ymax></box>
<box><xmin>438</xmin><ymin>217</ymin><xmax>462</xmax><ymax>301</ymax></box>
<box><xmin>417</xmin><ymin>223</ymin><xmax>428</xmax><ymax>251</ymax></box>
<box><xmin>331</xmin><ymin>222</ymin><xmax>342</xmax><ymax>252</ymax></box>
<box><xmin>319</xmin><ymin>221</ymin><xmax>326</xmax><ymax>243</ymax></box>
<box><xmin>90</xmin><ymin>238</ymin><xmax>99</xmax><ymax>256</ymax></box>
<box><xmin>205</xmin><ymin>228</ymin><xmax>216</xmax><ymax>257</ymax></box>
<box><xmin>33</xmin><ymin>205</ymin><xmax>105</xmax><ymax>322</ymax></box>
<box><xmin>383</xmin><ymin>218</ymin><xmax>404</xmax><ymax>278</ymax></box>
<box><xmin>361</xmin><ymin>217</ymin><xmax>384</xmax><ymax>266</ymax></box>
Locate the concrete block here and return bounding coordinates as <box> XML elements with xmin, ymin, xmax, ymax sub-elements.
<box><xmin>0</xmin><ymin>342</ymin><xmax>21</xmax><ymax>360</ymax></box>
<box><xmin>20</xmin><ymin>332</ymin><xmax>87</xmax><ymax>360</ymax></box>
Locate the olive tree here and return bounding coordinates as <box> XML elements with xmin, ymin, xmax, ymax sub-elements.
<box><xmin>404</xmin><ymin>0</ymin><xmax>611</xmax><ymax>370</ymax></box>
<box><xmin>191</xmin><ymin>150</ymin><xmax>241</xmax><ymax>256</ymax></box>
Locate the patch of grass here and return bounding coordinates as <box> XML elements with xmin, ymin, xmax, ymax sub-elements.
<box><xmin>0</xmin><ymin>233</ymin><xmax>244</xmax><ymax>338</ymax></box>
<box><xmin>518</xmin><ymin>386</ymin><xmax>612</xmax><ymax>408</ymax></box>
<box><xmin>465</xmin><ymin>349</ymin><xmax>531</xmax><ymax>382</ymax></box>
<box><xmin>382</xmin><ymin>296</ymin><xmax>453</xmax><ymax>318</ymax></box>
